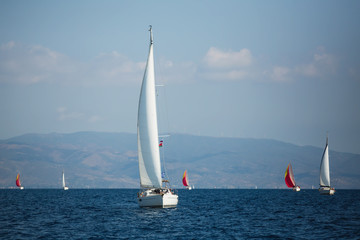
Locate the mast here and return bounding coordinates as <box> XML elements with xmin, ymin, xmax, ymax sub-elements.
<box><xmin>149</xmin><ymin>25</ymin><xmax>153</xmax><ymax>44</ymax></box>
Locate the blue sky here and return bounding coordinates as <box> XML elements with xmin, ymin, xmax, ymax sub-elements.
<box><xmin>1</xmin><ymin>0</ymin><xmax>359</xmax><ymax>154</ymax></box>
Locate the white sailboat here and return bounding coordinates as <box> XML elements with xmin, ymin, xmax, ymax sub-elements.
<box><xmin>319</xmin><ymin>136</ymin><xmax>335</xmax><ymax>195</ymax></box>
<box><xmin>137</xmin><ymin>26</ymin><xmax>178</xmax><ymax>208</ymax></box>
<box><xmin>62</xmin><ymin>171</ymin><xmax>69</xmax><ymax>190</ymax></box>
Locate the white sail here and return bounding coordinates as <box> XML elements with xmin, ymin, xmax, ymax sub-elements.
<box><xmin>137</xmin><ymin>27</ymin><xmax>162</xmax><ymax>189</ymax></box>
<box><xmin>62</xmin><ymin>171</ymin><xmax>66</xmax><ymax>188</ymax></box>
<box><xmin>319</xmin><ymin>137</ymin><xmax>331</xmax><ymax>187</ymax></box>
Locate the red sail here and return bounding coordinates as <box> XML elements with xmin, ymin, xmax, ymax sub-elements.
<box><xmin>182</xmin><ymin>170</ymin><xmax>189</xmax><ymax>187</ymax></box>
<box><xmin>284</xmin><ymin>164</ymin><xmax>296</xmax><ymax>188</ymax></box>
<box><xmin>16</xmin><ymin>173</ymin><xmax>21</xmax><ymax>187</ymax></box>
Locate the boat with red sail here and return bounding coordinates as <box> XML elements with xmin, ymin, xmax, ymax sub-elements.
<box><xmin>284</xmin><ymin>163</ymin><xmax>300</xmax><ymax>191</ymax></box>
<box><xmin>16</xmin><ymin>173</ymin><xmax>24</xmax><ymax>190</ymax></box>
<box><xmin>182</xmin><ymin>170</ymin><xmax>192</xmax><ymax>190</ymax></box>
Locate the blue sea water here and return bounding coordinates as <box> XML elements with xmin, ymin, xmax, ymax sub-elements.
<box><xmin>1</xmin><ymin>189</ymin><xmax>359</xmax><ymax>239</ymax></box>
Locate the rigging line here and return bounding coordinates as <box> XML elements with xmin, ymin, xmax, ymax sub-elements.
<box><xmin>153</xmin><ymin>45</ymin><xmax>173</xmax><ymax>188</ymax></box>
<box><xmin>152</xmin><ymin>37</ymin><xmax>171</xmax><ymax>137</ymax></box>
<box><xmin>158</xmin><ymin>87</ymin><xmax>172</xmax><ymax>187</ymax></box>
<box><xmin>163</xmin><ymin>84</ymin><xmax>171</xmax><ymax>137</ymax></box>
<box><xmin>162</xmin><ymin>145</ymin><xmax>173</xmax><ymax>188</ymax></box>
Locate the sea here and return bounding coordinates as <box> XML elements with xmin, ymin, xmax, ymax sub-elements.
<box><xmin>1</xmin><ymin>189</ymin><xmax>359</xmax><ymax>239</ymax></box>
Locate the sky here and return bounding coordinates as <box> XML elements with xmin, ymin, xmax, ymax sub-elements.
<box><xmin>0</xmin><ymin>0</ymin><xmax>360</xmax><ymax>154</ymax></box>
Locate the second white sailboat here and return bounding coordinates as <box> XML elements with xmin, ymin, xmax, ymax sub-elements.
<box><xmin>319</xmin><ymin>136</ymin><xmax>335</xmax><ymax>195</ymax></box>
<box><xmin>62</xmin><ymin>171</ymin><xmax>69</xmax><ymax>190</ymax></box>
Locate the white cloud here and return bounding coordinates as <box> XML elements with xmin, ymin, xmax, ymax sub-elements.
<box><xmin>88</xmin><ymin>115</ymin><xmax>102</xmax><ymax>123</ymax></box>
<box><xmin>0</xmin><ymin>41</ymin><xmax>199</xmax><ymax>87</ymax></box>
<box><xmin>295</xmin><ymin>64</ymin><xmax>317</xmax><ymax>77</ymax></box>
<box><xmin>295</xmin><ymin>50</ymin><xmax>337</xmax><ymax>77</ymax></box>
<box><xmin>57</xmin><ymin>107</ymin><xmax>83</xmax><ymax>121</ymax></box>
<box><xmin>156</xmin><ymin>58</ymin><xmax>197</xmax><ymax>84</ymax></box>
<box><xmin>204</xmin><ymin>47</ymin><xmax>253</xmax><ymax>68</ymax></box>
<box><xmin>57</xmin><ymin>107</ymin><xmax>67</xmax><ymax>114</ymax></box>
<box><xmin>0</xmin><ymin>42</ymin><xmax>147</xmax><ymax>86</ymax></box>
<box><xmin>0</xmin><ymin>42</ymin><xmax>338</xmax><ymax>86</ymax></box>
<box><xmin>200</xmin><ymin>47</ymin><xmax>254</xmax><ymax>81</ymax></box>
<box><xmin>271</xmin><ymin>66</ymin><xmax>291</xmax><ymax>82</ymax></box>
<box><xmin>0</xmin><ymin>42</ymin><xmax>75</xmax><ymax>84</ymax></box>
<box><xmin>1</xmin><ymin>41</ymin><xmax>15</xmax><ymax>50</ymax></box>
<box><xmin>269</xmin><ymin>48</ymin><xmax>337</xmax><ymax>82</ymax></box>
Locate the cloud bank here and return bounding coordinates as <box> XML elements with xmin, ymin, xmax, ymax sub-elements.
<box><xmin>201</xmin><ymin>47</ymin><xmax>254</xmax><ymax>81</ymax></box>
<box><xmin>0</xmin><ymin>42</ymin><xmax>145</xmax><ymax>86</ymax></box>
<box><xmin>271</xmin><ymin>49</ymin><xmax>337</xmax><ymax>82</ymax></box>
<box><xmin>204</xmin><ymin>47</ymin><xmax>253</xmax><ymax>68</ymax></box>
<box><xmin>0</xmin><ymin>42</ymin><xmax>339</xmax><ymax>86</ymax></box>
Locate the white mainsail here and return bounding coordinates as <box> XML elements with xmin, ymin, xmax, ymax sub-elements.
<box><xmin>62</xmin><ymin>171</ymin><xmax>69</xmax><ymax>190</ymax></box>
<box><xmin>137</xmin><ymin>26</ymin><xmax>162</xmax><ymax>189</ymax></box>
<box><xmin>62</xmin><ymin>171</ymin><xmax>66</xmax><ymax>188</ymax></box>
<box><xmin>319</xmin><ymin>137</ymin><xmax>331</xmax><ymax>187</ymax></box>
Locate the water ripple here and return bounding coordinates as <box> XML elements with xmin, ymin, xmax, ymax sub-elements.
<box><xmin>1</xmin><ymin>189</ymin><xmax>360</xmax><ymax>239</ymax></box>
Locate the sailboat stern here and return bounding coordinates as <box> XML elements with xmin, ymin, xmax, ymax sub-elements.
<box><xmin>319</xmin><ymin>186</ymin><xmax>335</xmax><ymax>195</ymax></box>
<box><xmin>138</xmin><ymin>188</ymin><xmax>178</xmax><ymax>208</ymax></box>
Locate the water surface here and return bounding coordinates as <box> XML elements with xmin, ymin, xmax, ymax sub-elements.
<box><xmin>1</xmin><ymin>189</ymin><xmax>359</xmax><ymax>239</ymax></box>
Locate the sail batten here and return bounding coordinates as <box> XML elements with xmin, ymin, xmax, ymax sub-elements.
<box><xmin>137</xmin><ymin>27</ymin><xmax>162</xmax><ymax>189</ymax></box>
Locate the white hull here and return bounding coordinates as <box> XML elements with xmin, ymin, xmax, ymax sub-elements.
<box><xmin>292</xmin><ymin>186</ymin><xmax>301</xmax><ymax>192</ymax></box>
<box><xmin>63</xmin><ymin>187</ymin><xmax>69</xmax><ymax>190</ymax></box>
<box><xmin>319</xmin><ymin>187</ymin><xmax>335</xmax><ymax>195</ymax></box>
<box><xmin>19</xmin><ymin>186</ymin><xmax>24</xmax><ymax>190</ymax></box>
<box><xmin>138</xmin><ymin>189</ymin><xmax>178</xmax><ymax>208</ymax></box>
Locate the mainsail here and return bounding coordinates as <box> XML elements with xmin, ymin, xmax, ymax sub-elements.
<box><xmin>284</xmin><ymin>163</ymin><xmax>296</xmax><ymax>188</ymax></box>
<box><xmin>320</xmin><ymin>137</ymin><xmax>331</xmax><ymax>187</ymax></box>
<box><xmin>182</xmin><ymin>170</ymin><xmax>189</xmax><ymax>187</ymax></box>
<box><xmin>137</xmin><ymin>26</ymin><xmax>162</xmax><ymax>189</ymax></box>
<box><xmin>62</xmin><ymin>171</ymin><xmax>66</xmax><ymax>188</ymax></box>
<box><xmin>16</xmin><ymin>173</ymin><xmax>21</xmax><ymax>187</ymax></box>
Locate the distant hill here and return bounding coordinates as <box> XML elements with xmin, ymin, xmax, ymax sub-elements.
<box><xmin>1</xmin><ymin>132</ymin><xmax>359</xmax><ymax>189</ymax></box>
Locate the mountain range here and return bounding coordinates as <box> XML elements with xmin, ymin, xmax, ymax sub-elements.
<box><xmin>1</xmin><ymin>132</ymin><xmax>359</xmax><ymax>189</ymax></box>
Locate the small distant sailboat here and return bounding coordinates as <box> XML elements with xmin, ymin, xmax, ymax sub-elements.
<box><xmin>136</xmin><ymin>26</ymin><xmax>178</xmax><ymax>208</ymax></box>
<box><xmin>62</xmin><ymin>171</ymin><xmax>69</xmax><ymax>190</ymax></box>
<box><xmin>16</xmin><ymin>173</ymin><xmax>24</xmax><ymax>190</ymax></box>
<box><xmin>319</xmin><ymin>136</ymin><xmax>335</xmax><ymax>195</ymax></box>
<box><xmin>182</xmin><ymin>170</ymin><xmax>192</xmax><ymax>190</ymax></box>
<box><xmin>284</xmin><ymin>163</ymin><xmax>300</xmax><ymax>191</ymax></box>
